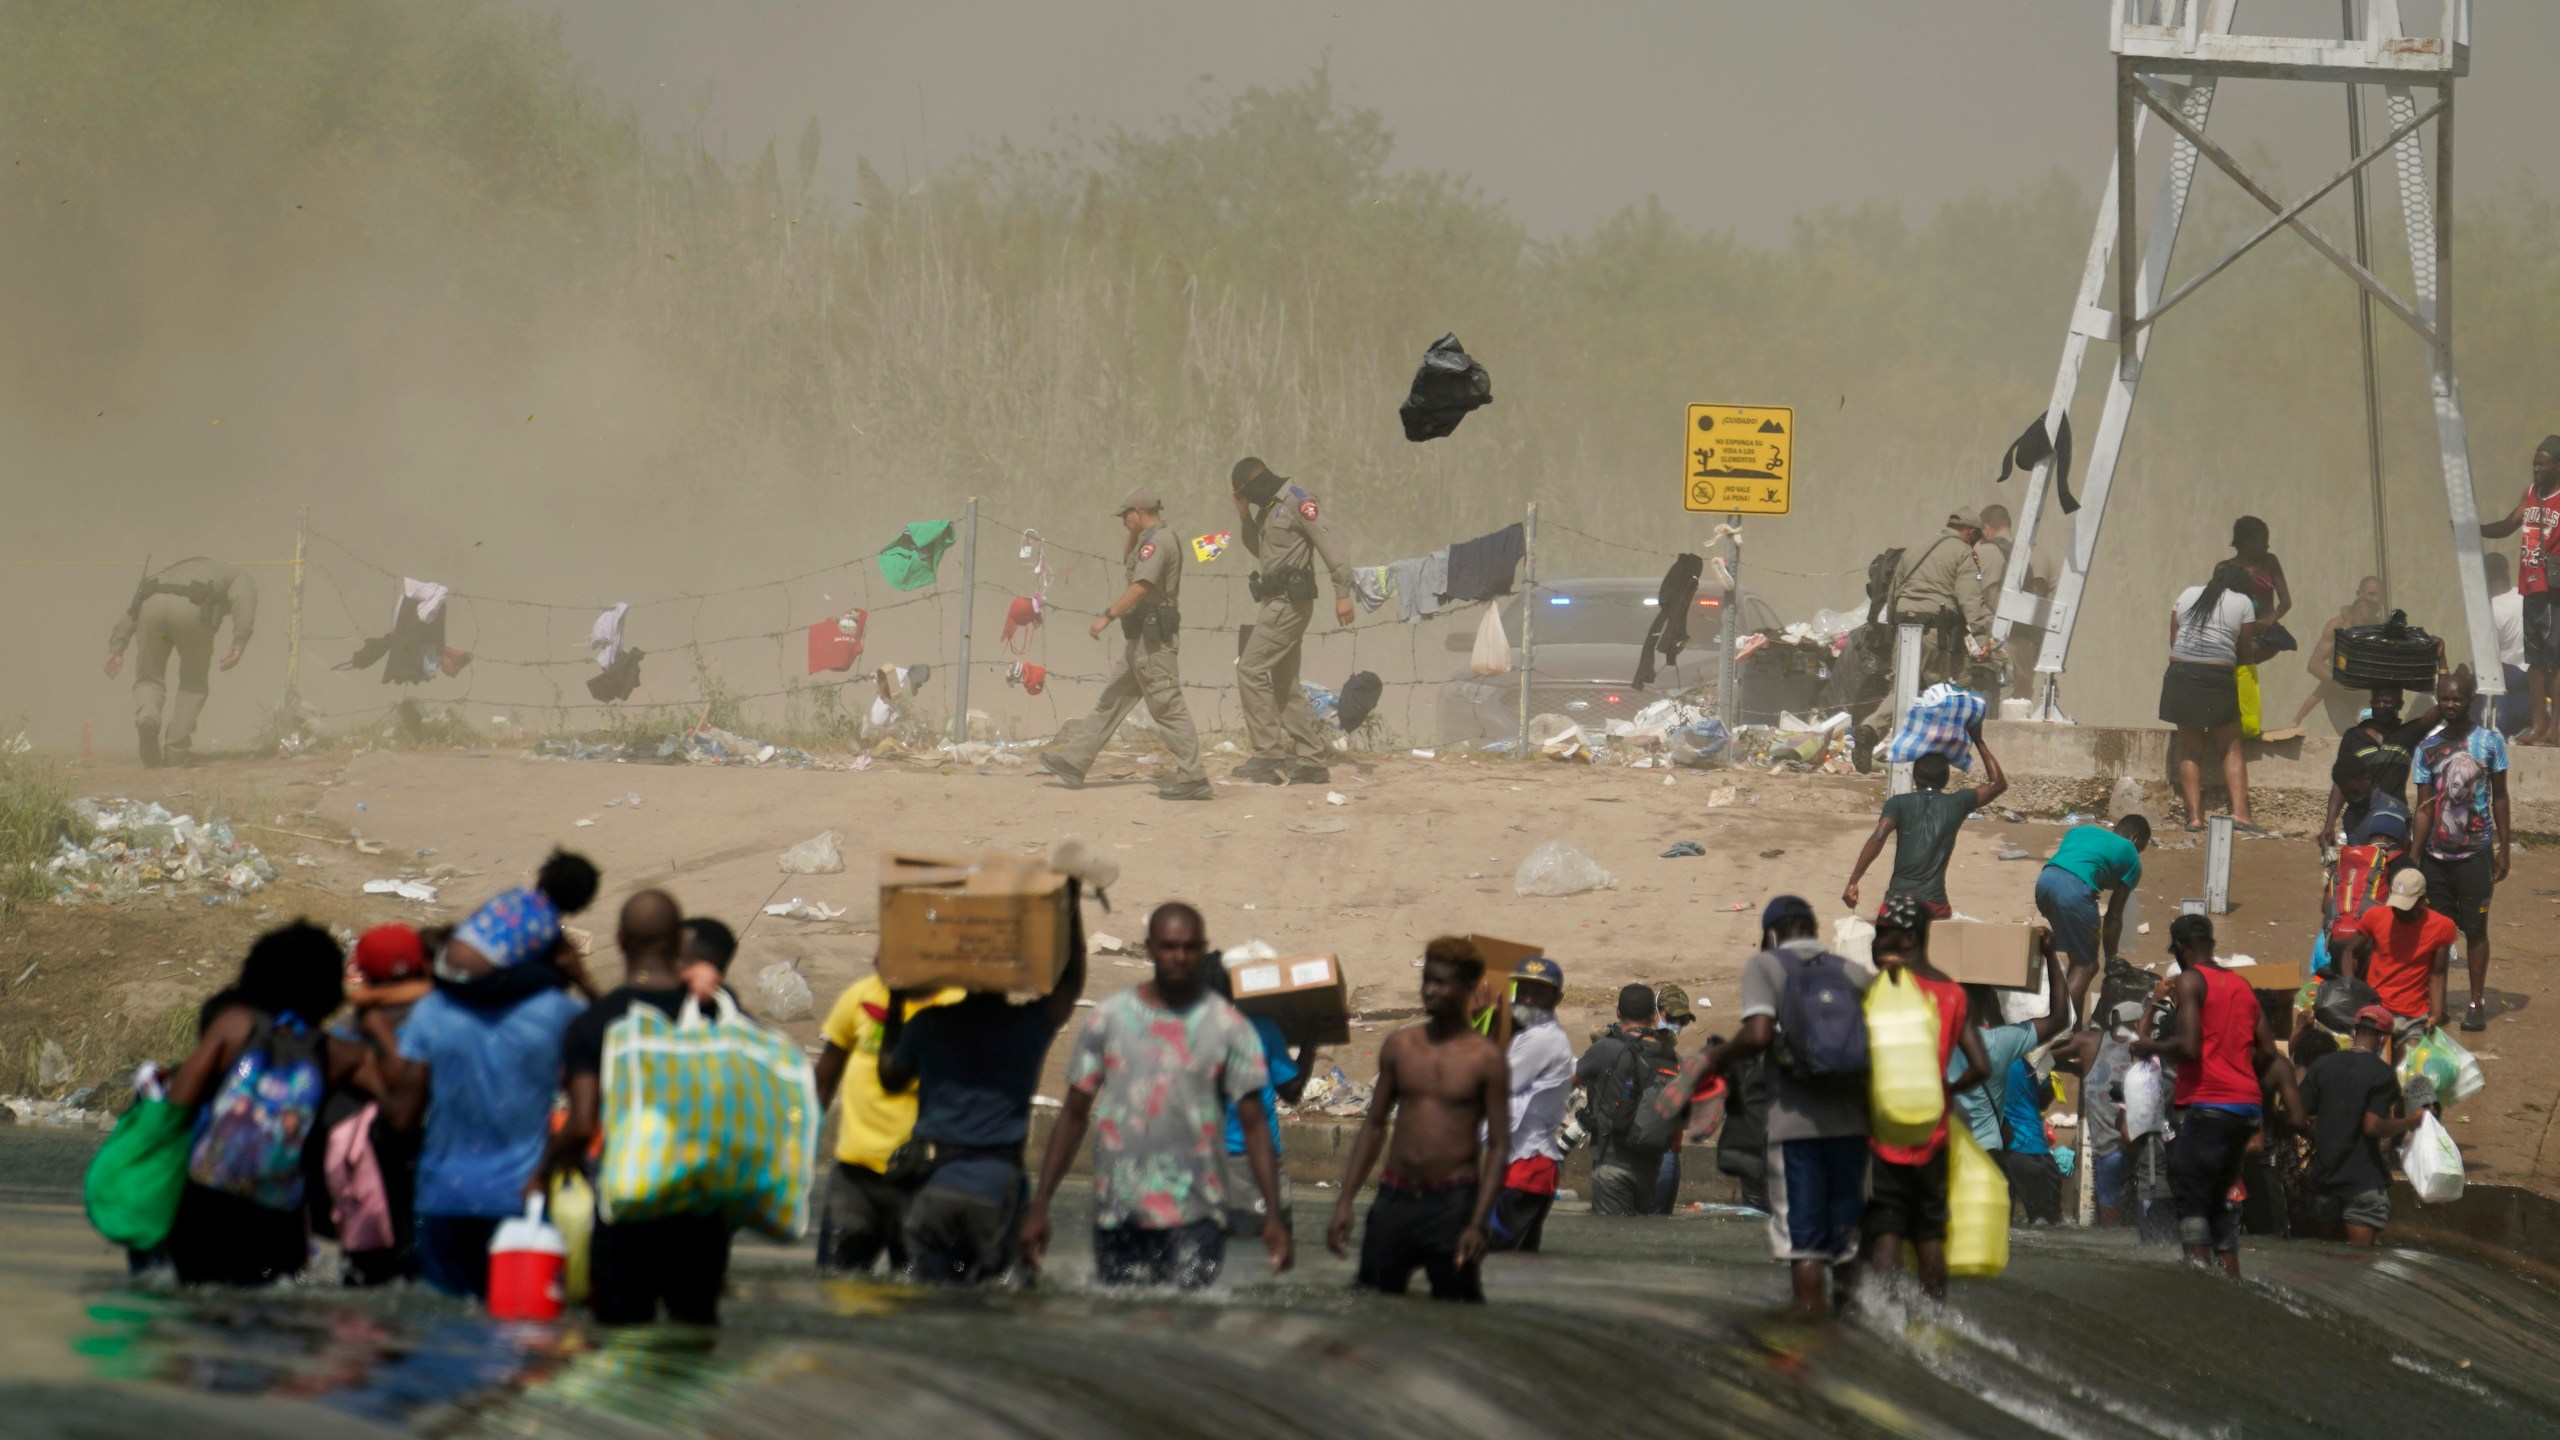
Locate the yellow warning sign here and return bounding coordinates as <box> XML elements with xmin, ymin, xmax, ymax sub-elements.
<box><xmin>1683</xmin><ymin>403</ymin><xmax>1792</xmax><ymax>515</ymax></box>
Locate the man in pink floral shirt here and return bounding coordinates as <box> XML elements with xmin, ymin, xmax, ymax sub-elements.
<box><xmin>1023</xmin><ymin>902</ymin><xmax>1290</xmax><ymax>1287</ymax></box>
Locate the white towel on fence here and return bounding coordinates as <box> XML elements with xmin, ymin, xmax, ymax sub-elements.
<box><xmin>591</xmin><ymin>603</ymin><xmax>630</xmax><ymax>669</ymax></box>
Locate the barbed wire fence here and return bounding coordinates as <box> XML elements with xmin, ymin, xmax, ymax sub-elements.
<box><xmin>82</xmin><ymin>499</ymin><xmax>1867</xmax><ymax>760</ymax></box>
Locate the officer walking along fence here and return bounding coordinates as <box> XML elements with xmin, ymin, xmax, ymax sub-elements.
<box><xmin>56</xmin><ymin>499</ymin><xmax>1876</xmax><ymax>765</ymax></box>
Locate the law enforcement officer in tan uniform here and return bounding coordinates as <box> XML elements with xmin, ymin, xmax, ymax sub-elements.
<box><xmin>1971</xmin><ymin>502</ymin><xmax>2052</xmax><ymax>707</ymax></box>
<box><xmin>1040</xmin><ymin>489</ymin><xmax>1211</xmax><ymax>801</ymax></box>
<box><xmin>105</xmin><ymin>557</ymin><xmax>259</xmax><ymax>766</ymax></box>
<box><xmin>1854</xmin><ymin>509</ymin><xmax>1993</xmax><ymax>770</ymax></box>
<box><xmin>1231</xmin><ymin>456</ymin><xmax>1354</xmax><ymax>786</ymax></box>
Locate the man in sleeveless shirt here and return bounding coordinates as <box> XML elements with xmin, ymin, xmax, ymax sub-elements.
<box><xmin>2131</xmin><ymin>915</ymin><xmax>2303</xmax><ymax>1278</ymax></box>
<box><xmin>1039</xmin><ymin>490</ymin><xmax>1211</xmax><ymax>801</ymax></box>
<box><xmin>2479</xmin><ymin>435</ymin><xmax>2560</xmax><ymax>745</ymax></box>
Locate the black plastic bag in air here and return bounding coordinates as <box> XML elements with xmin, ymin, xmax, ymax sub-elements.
<box><xmin>1399</xmin><ymin>333</ymin><xmax>1493</xmax><ymax>442</ymax></box>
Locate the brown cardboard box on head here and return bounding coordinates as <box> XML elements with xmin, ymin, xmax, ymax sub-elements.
<box><xmin>877</xmin><ymin>851</ymin><xmax>1072</xmax><ymax>994</ymax></box>
<box><xmin>1227</xmin><ymin>953</ymin><xmax>1350</xmax><ymax>1046</ymax></box>
<box><xmin>1465</xmin><ymin>935</ymin><xmax>1544</xmax><ymax>1051</ymax></box>
<box><xmin>1930</xmin><ymin>922</ymin><xmax>2042</xmax><ymax>990</ymax></box>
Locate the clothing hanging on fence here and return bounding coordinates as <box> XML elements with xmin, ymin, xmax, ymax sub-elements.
<box><xmin>401</xmin><ymin>578</ymin><xmax>449</xmax><ymax>625</ymax></box>
<box><xmin>1399</xmin><ymin>333</ymin><xmax>1495</xmax><ymax>442</ymax></box>
<box><xmin>1190</xmin><ymin>531</ymin><xmax>1233</xmax><ymax>563</ymax></box>
<box><xmin>1337</xmin><ymin>671</ymin><xmax>1383</xmax><ymax>731</ymax></box>
<box><xmin>1995</xmin><ymin>411</ymin><xmax>2077</xmax><ymax>514</ymax></box>
<box><xmin>878</xmin><ymin>521</ymin><xmax>957</xmax><ymax>591</ymax></box>
<box><xmin>1389</xmin><ymin>551</ymin><xmax>1449</xmax><ymax>624</ymax></box>
<box><xmin>587</xmin><ymin>647</ymin><xmax>645</xmax><ymax>703</ymax></box>
<box><xmin>1349</xmin><ymin>566</ymin><xmax>1389</xmax><ymax>614</ymax></box>
<box><xmin>1634</xmin><ymin>553</ymin><xmax>1705</xmax><ymax>690</ymax></box>
<box><xmin>1008</xmin><ymin>662</ymin><xmax>1048</xmax><ymax>697</ymax></box>
<box><xmin>1001</xmin><ymin>596</ymin><xmax>1044</xmax><ymax>652</ymax></box>
<box><xmin>590</xmin><ymin>603</ymin><xmax>630</xmax><ymax>669</ymax></box>
<box><xmin>1444</xmin><ymin>523</ymin><xmax>1526</xmax><ymax>604</ymax></box>
<box><xmin>339</xmin><ymin>581</ymin><xmax>453</xmax><ymax>686</ymax></box>
<box><xmin>806</xmin><ymin>610</ymin><xmax>867</xmax><ymax>675</ymax></box>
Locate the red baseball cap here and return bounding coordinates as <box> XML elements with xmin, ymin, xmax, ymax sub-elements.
<box><xmin>2352</xmin><ymin>1003</ymin><xmax>2397</xmax><ymax>1033</ymax></box>
<box><xmin>352</xmin><ymin>924</ymin><xmax>429</xmax><ymax>983</ymax></box>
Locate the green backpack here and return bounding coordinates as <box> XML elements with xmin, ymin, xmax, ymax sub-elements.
<box><xmin>85</xmin><ymin>1097</ymin><xmax>197</xmax><ymax>1251</ymax></box>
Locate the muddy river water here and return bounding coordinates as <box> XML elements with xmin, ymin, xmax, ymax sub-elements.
<box><xmin>3</xmin><ymin>1128</ymin><xmax>2554</xmax><ymax>1439</ymax></box>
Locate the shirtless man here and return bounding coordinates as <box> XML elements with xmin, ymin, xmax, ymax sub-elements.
<box><xmin>1327</xmin><ymin>936</ymin><xmax>1510</xmax><ymax>1302</ymax></box>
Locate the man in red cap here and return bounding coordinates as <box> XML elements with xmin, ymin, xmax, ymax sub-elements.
<box><xmin>1040</xmin><ymin>488</ymin><xmax>1210</xmax><ymax>801</ymax></box>
<box><xmin>2298</xmin><ymin>1004</ymin><xmax>2427</xmax><ymax>1245</ymax></box>
<box><xmin>349</xmin><ymin>924</ymin><xmax>432</xmax><ymax>1010</ymax></box>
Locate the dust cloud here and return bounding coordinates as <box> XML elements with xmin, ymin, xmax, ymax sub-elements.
<box><xmin>4</xmin><ymin>1</ymin><xmax>2554</xmax><ymax>755</ymax></box>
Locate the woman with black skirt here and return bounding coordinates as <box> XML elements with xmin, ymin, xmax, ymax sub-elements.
<box><xmin>2163</xmin><ymin>560</ymin><xmax>2273</xmax><ymax>833</ymax></box>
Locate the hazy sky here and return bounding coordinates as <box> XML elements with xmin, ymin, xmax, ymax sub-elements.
<box><xmin>543</xmin><ymin>0</ymin><xmax>2552</xmax><ymax>243</ymax></box>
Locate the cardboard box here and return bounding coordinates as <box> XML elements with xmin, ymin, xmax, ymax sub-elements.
<box><xmin>1228</xmin><ymin>953</ymin><xmax>1350</xmax><ymax>1046</ymax></box>
<box><xmin>877</xmin><ymin>851</ymin><xmax>1071</xmax><ymax>994</ymax></box>
<box><xmin>2238</xmin><ymin>959</ymin><xmax>2305</xmax><ymax>993</ymax></box>
<box><xmin>1466</xmin><ymin>935</ymin><xmax>1545</xmax><ymax>1050</ymax></box>
<box><xmin>1931</xmin><ymin>922</ymin><xmax>2041</xmax><ymax>990</ymax></box>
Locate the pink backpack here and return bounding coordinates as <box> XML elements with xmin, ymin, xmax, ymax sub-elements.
<box><xmin>324</xmin><ymin>1103</ymin><xmax>395</xmax><ymax>1253</ymax></box>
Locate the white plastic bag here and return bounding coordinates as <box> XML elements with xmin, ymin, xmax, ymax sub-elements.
<box><xmin>1471</xmin><ymin>605</ymin><xmax>1512</xmax><ymax>678</ymax></box>
<box><xmin>2121</xmin><ymin>1055</ymin><xmax>2167</xmax><ymax>1140</ymax></box>
<box><xmin>777</xmin><ymin>830</ymin><xmax>845</xmax><ymax>875</ymax></box>
<box><xmin>1831</xmin><ymin>916</ymin><xmax>1876</xmax><ymax>976</ymax></box>
<box><xmin>755</xmin><ymin>961</ymin><xmax>814</xmax><ymax>1021</ymax></box>
<box><xmin>1514</xmin><ymin>840</ymin><xmax>1616</xmax><ymax>897</ymax></box>
<box><xmin>2403</xmin><ymin>1111</ymin><xmax>2465</xmax><ymax>1204</ymax></box>
<box><xmin>1524</xmin><ymin>712</ymin><xmax>1586</xmax><ymax>760</ymax></box>
<box><xmin>2000</xmin><ymin>963</ymin><xmax>2052</xmax><ymax>1026</ymax></box>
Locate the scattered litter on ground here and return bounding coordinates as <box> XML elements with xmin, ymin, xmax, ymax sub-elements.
<box><xmin>362</xmin><ymin>878</ymin><xmax>439</xmax><ymax>904</ymax></box>
<box><xmin>1300</xmin><ymin>1071</ymin><xmax>1374</xmax><ymax>1117</ymax></box>
<box><xmin>1091</xmin><ymin>932</ymin><xmax>1135</xmax><ymax>955</ymax></box>
<box><xmin>1515</xmin><ymin>840</ymin><xmax>1616</xmax><ymax>897</ymax></box>
<box><xmin>1707</xmin><ymin>785</ymin><xmax>1738</xmax><ymax>808</ymax></box>
<box><xmin>778</xmin><ymin>830</ymin><xmax>846</xmax><ymax>875</ymax></box>
<box><xmin>354</xmin><ymin>838</ymin><xmax>386</xmax><ymax>855</ymax></box>
<box><xmin>0</xmin><ymin>1094</ymin><xmax>113</xmax><ymax>1131</ymax></box>
<box><xmin>47</xmin><ymin>797</ymin><xmax>279</xmax><ymax>906</ymax></box>
<box><xmin>755</xmin><ymin>959</ymin><xmax>814</xmax><ymax>1021</ymax></box>
<box><xmin>1289</xmin><ymin>818</ymin><xmax>1349</xmax><ymax>835</ymax></box>
<box><xmin>1411</xmin><ymin>749</ymin><xmax>1435</xmax><ymax>759</ymax></box>
<box><xmin>36</xmin><ymin>1039</ymin><xmax>73</xmax><ymax>1090</ymax></box>
<box><xmin>1327</xmin><ymin>791</ymin><xmax>1348</xmax><ymax>806</ymax></box>
<box><xmin>1660</xmin><ymin>841</ymin><xmax>1706</xmax><ymax>859</ymax></box>
<box><xmin>1721</xmin><ymin>902</ymin><xmax>1751</xmax><ymax>911</ymax></box>
<box><xmin>1031</xmin><ymin>1094</ymin><xmax>1064</xmax><ymax>1109</ymax></box>
<box><xmin>762</xmin><ymin>898</ymin><xmax>847</xmax><ymax>921</ymax></box>
<box><xmin>1996</xmin><ymin>845</ymin><xmax>2038</xmax><ymax>861</ymax></box>
<box><xmin>573</xmin><ymin>817</ymin><xmax>596</xmax><ymax>827</ymax></box>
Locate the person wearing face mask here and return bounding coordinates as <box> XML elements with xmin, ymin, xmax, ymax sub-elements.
<box><xmin>1487</xmin><ymin>958</ymin><xmax>1573</xmax><ymax>1253</ymax></box>
<box><xmin>2320</xmin><ymin>686</ymin><xmax>2436</xmax><ymax>854</ymax></box>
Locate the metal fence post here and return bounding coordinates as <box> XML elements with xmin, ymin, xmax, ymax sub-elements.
<box><xmin>1516</xmin><ymin>502</ymin><xmax>1537</xmax><ymax>752</ymax></box>
<box><xmin>1716</xmin><ymin>515</ymin><xmax>1740</xmax><ymax>725</ymax></box>
<box><xmin>281</xmin><ymin>504</ymin><xmax>308</xmax><ymax>720</ymax></box>
<box><xmin>1888</xmin><ymin>622</ymin><xmax>1923</xmax><ymax>796</ymax></box>
<box><xmin>953</xmin><ymin>497</ymin><xmax>977</xmax><ymax>746</ymax></box>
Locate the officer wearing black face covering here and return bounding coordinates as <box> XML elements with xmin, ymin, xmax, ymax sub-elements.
<box><xmin>1230</xmin><ymin>456</ymin><xmax>1356</xmax><ymax>785</ymax></box>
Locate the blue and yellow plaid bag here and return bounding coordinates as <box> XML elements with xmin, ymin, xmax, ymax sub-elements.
<box><xmin>597</xmin><ymin>993</ymin><xmax>816</xmax><ymax>1239</ymax></box>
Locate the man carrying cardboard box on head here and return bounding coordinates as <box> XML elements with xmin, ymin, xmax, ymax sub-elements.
<box><xmin>1023</xmin><ymin>903</ymin><xmax>1291</xmax><ymax>1288</ymax></box>
<box><xmin>874</xmin><ymin>876</ymin><xmax>1089</xmax><ymax>1287</ymax></box>
<box><xmin>1203</xmin><ymin>953</ymin><xmax>1328</xmax><ymax>1242</ymax></box>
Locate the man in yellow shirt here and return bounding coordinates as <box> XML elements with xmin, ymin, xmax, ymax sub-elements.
<box><xmin>813</xmin><ymin>973</ymin><xmax>960</xmax><ymax>1273</ymax></box>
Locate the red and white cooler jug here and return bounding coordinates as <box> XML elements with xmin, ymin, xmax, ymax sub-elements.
<box><xmin>487</xmin><ymin>1195</ymin><xmax>568</xmax><ymax>1321</ymax></box>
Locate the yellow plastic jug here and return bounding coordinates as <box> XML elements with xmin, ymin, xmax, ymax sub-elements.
<box><xmin>1865</xmin><ymin>966</ymin><xmax>1945</xmax><ymax>1148</ymax></box>
<box><xmin>1947</xmin><ymin>1125</ymin><xmax>2011</xmax><ymax>1278</ymax></box>
<box><xmin>548</xmin><ymin>1171</ymin><xmax>597</xmax><ymax>1304</ymax></box>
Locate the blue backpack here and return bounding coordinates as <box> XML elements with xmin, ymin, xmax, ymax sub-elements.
<box><xmin>1774</xmin><ymin>949</ymin><xmax>1869</xmax><ymax>1083</ymax></box>
<box><xmin>187</xmin><ymin>1014</ymin><xmax>324</xmax><ymax>1211</ymax></box>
